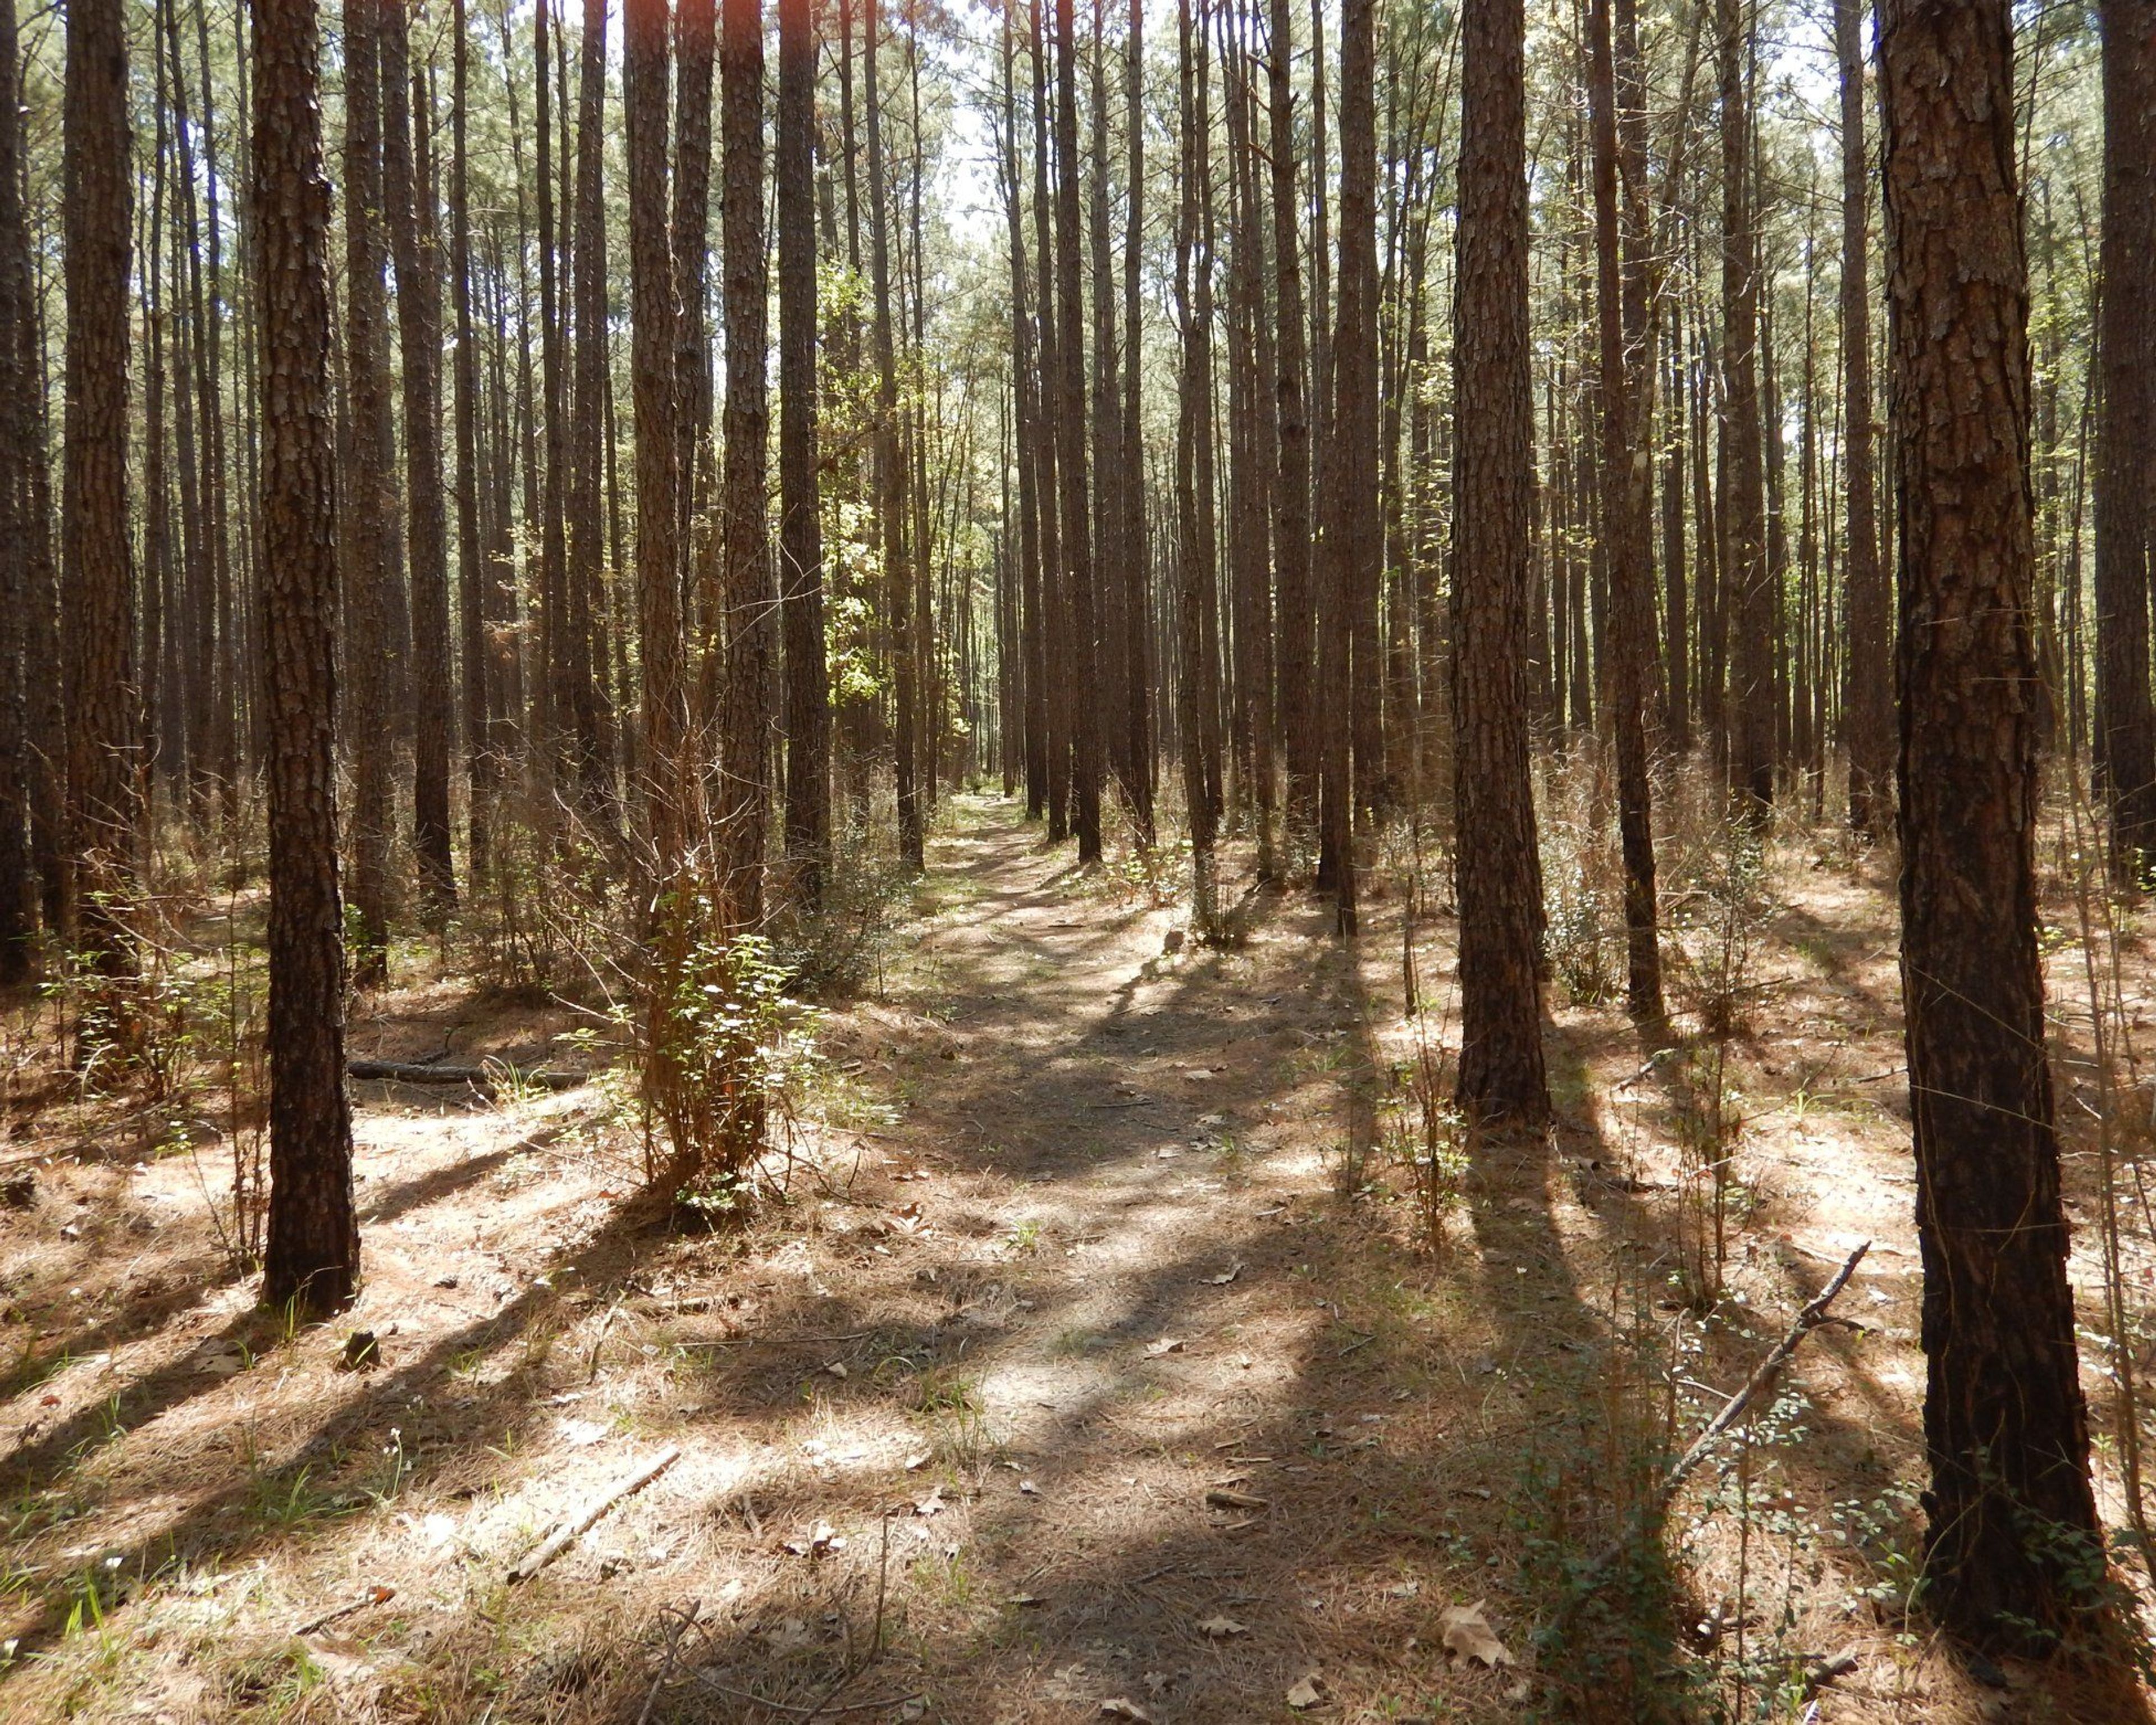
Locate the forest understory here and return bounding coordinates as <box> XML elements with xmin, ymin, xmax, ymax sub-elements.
<box><xmin>4</xmin><ymin>782</ymin><xmax>2154</xmax><ymax>1725</ymax></box>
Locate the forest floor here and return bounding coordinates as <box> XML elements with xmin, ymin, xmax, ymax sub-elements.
<box><xmin>4</xmin><ymin>789</ymin><xmax>2156</xmax><ymax>1723</ymax></box>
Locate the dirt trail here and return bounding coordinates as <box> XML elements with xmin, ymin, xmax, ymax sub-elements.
<box><xmin>5</xmin><ymin>794</ymin><xmax>2140</xmax><ymax>1722</ymax></box>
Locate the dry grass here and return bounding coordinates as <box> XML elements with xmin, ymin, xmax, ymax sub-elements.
<box><xmin>0</xmin><ymin>779</ymin><xmax>2150</xmax><ymax>1722</ymax></box>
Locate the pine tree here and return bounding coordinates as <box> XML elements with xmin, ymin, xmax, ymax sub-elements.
<box><xmin>1882</xmin><ymin>0</ymin><xmax>2101</xmax><ymax>1647</ymax></box>
<box><xmin>255</xmin><ymin>0</ymin><xmax>360</xmax><ymax>1318</ymax></box>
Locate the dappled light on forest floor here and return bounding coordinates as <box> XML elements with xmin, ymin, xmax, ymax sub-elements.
<box><xmin>2</xmin><ymin>795</ymin><xmax>2152</xmax><ymax>1721</ymax></box>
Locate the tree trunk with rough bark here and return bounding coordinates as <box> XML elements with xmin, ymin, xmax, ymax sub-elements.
<box><xmin>1452</xmin><ymin>0</ymin><xmax>1548</xmax><ymax>1124</ymax></box>
<box><xmin>255</xmin><ymin>0</ymin><xmax>359</xmax><ymax>1318</ymax></box>
<box><xmin>61</xmin><ymin>0</ymin><xmax>141</xmax><ymax>978</ymax></box>
<box><xmin>1882</xmin><ymin>0</ymin><xmax>2102</xmax><ymax>1650</ymax></box>
<box><xmin>2096</xmin><ymin>0</ymin><xmax>2156</xmax><ymax>872</ymax></box>
<box><xmin>1839</xmin><ymin>0</ymin><xmax>1890</xmax><ymax>839</ymax></box>
<box><xmin>779</xmin><ymin>0</ymin><xmax>829</xmax><ymax>904</ymax></box>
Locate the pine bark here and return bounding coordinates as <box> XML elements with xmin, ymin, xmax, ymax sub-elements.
<box><xmin>1268</xmin><ymin>0</ymin><xmax>1313</xmax><ymax>857</ymax></box>
<box><xmin>1881</xmin><ymin>0</ymin><xmax>2101</xmax><ymax>1648</ymax></box>
<box><xmin>0</xmin><ymin>0</ymin><xmax>31</xmax><ymax>982</ymax></box>
<box><xmin>1719</xmin><ymin>0</ymin><xmax>1770</xmax><ymax>807</ymax></box>
<box><xmin>719</xmin><ymin>0</ymin><xmax>771</xmax><ymax>926</ymax></box>
<box><xmin>625</xmin><ymin>0</ymin><xmax>686</xmax><ymax>864</ymax></box>
<box><xmin>779</xmin><ymin>0</ymin><xmax>829</xmax><ymax>902</ymax></box>
<box><xmin>1317</xmin><ymin>0</ymin><xmax>1374</xmax><ymax>933</ymax></box>
<box><xmin>1119</xmin><ymin>0</ymin><xmax>1151</xmax><ymax>843</ymax></box>
<box><xmin>1589</xmin><ymin>0</ymin><xmax>1662</xmax><ymax>1019</ymax></box>
<box><xmin>62</xmin><ymin>0</ymin><xmax>141</xmax><ymax>976</ymax></box>
<box><xmin>1054</xmin><ymin>0</ymin><xmax>1102</xmax><ymax>862</ymax></box>
<box><xmin>342</xmin><ymin>0</ymin><xmax>396</xmax><ymax>985</ymax></box>
<box><xmin>2095</xmin><ymin>0</ymin><xmax>2156</xmax><ymax>870</ymax></box>
<box><xmin>1451</xmin><ymin>0</ymin><xmax>1548</xmax><ymax>1124</ymax></box>
<box><xmin>568</xmin><ymin>0</ymin><xmax>615</xmax><ymax>829</ymax></box>
<box><xmin>1176</xmin><ymin>0</ymin><xmax>1222</xmax><ymax>930</ymax></box>
<box><xmin>452</xmin><ymin>0</ymin><xmax>493</xmax><ymax>885</ymax></box>
<box><xmin>382</xmin><ymin>0</ymin><xmax>455</xmax><ymax>909</ymax></box>
<box><xmin>255</xmin><ymin>0</ymin><xmax>359</xmax><ymax>1317</ymax></box>
<box><xmin>1838</xmin><ymin>0</ymin><xmax>1889</xmax><ymax>837</ymax></box>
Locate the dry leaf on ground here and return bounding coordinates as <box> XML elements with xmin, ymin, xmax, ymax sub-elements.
<box><xmin>1286</xmin><ymin>1671</ymin><xmax>1325</xmax><ymax>1709</ymax></box>
<box><xmin>1438</xmin><ymin>1599</ymin><xmax>1514</xmax><ymax>1668</ymax></box>
<box><xmin>1099</xmin><ymin>1701</ymin><xmax>1154</xmax><ymax>1724</ymax></box>
<box><xmin>1197</xmin><ymin>1614</ymin><xmax>1248</xmax><ymax>1639</ymax></box>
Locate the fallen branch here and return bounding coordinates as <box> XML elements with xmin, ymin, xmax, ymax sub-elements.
<box><xmin>294</xmin><ymin>1586</ymin><xmax>395</xmax><ymax>1637</ymax></box>
<box><xmin>507</xmin><ymin>1445</ymin><xmax>682</xmax><ymax>1584</ymax></box>
<box><xmin>1566</xmin><ymin>1242</ymin><xmax>1869</xmax><ymax>1603</ymax></box>
<box><xmin>348</xmin><ymin>1059</ymin><xmax>586</xmax><ymax>1091</ymax></box>
<box><xmin>1659</xmin><ymin>1241</ymin><xmax>1868</xmax><ymax>1503</ymax></box>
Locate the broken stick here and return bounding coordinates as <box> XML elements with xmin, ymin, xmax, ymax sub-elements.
<box><xmin>1568</xmin><ymin>1242</ymin><xmax>1869</xmax><ymax>1601</ymax></box>
<box><xmin>507</xmin><ymin>1445</ymin><xmax>682</xmax><ymax>1584</ymax></box>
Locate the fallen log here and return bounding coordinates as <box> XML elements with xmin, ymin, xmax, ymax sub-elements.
<box><xmin>347</xmin><ymin>1059</ymin><xmax>587</xmax><ymax>1091</ymax></box>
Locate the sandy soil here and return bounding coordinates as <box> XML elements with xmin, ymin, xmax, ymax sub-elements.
<box><xmin>1</xmin><ymin>791</ymin><xmax>2152</xmax><ymax>1723</ymax></box>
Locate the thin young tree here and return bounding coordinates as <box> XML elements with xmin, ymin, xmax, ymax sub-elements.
<box><xmin>1838</xmin><ymin>0</ymin><xmax>1889</xmax><ymax>839</ymax></box>
<box><xmin>255</xmin><ymin>0</ymin><xmax>359</xmax><ymax>1317</ymax></box>
<box><xmin>62</xmin><ymin>0</ymin><xmax>140</xmax><ymax>977</ymax></box>
<box><xmin>1451</xmin><ymin>0</ymin><xmax>1547</xmax><ymax>1123</ymax></box>
<box><xmin>1881</xmin><ymin>0</ymin><xmax>2102</xmax><ymax>1648</ymax></box>
<box><xmin>778</xmin><ymin>0</ymin><xmax>830</xmax><ymax>901</ymax></box>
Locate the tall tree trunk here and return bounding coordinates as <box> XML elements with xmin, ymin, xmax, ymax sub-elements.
<box><xmin>255</xmin><ymin>0</ymin><xmax>359</xmax><ymax>1319</ymax></box>
<box><xmin>626</xmin><ymin>0</ymin><xmax>686</xmax><ymax>864</ymax></box>
<box><xmin>674</xmin><ymin>0</ymin><xmax>716</xmax><ymax>579</ymax></box>
<box><xmin>452</xmin><ymin>0</ymin><xmax>494</xmax><ymax>886</ymax></box>
<box><xmin>1176</xmin><ymin>0</ymin><xmax>1221</xmax><ymax>932</ymax></box>
<box><xmin>569</xmin><ymin>0</ymin><xmax>616</xmax><ymax>830</ymax></box>
<box><xmin>1030</xmin><ymin>0</ymin><xmax>1068</xmax><ymax>844</ymax></box>
<box><xmin>343</xmin><ymin>0</ymin><xmax>396</xmax><ymax>986</ymax></box>
<box><xmin>535</xmin><ymin>0</ymin><xmax>569</xmax><ymax>802</ymax></box>
<box><xmin>0</xmin><ymin>0</ymin><xmax>32</xmax><ymax>982</ymax></box>
<box><xmin>61</xmin><ymin>0</ymin><xmax>140</xmax><ymax>977</ymax></box>
<box><xmin>779</xmin><ymin>0</ymin><xmax>829</xmax><ymax>902</ymax></box>
<box><xmin>1837</xmin><ymin>83</ymin><xmax>1877</xmax><ymax>818</ymax></box>
<box><xmin>1881</xmin><ymin>0</ymin><xmax>2101</xmax><ymax>1649</ymax></box>
<box><xmin>382</xmin><ymin>0</ymin><xmax>456</xmax><ymax>910</ymax></box>
<box><xmin>1589</xmin><ymin>0</ymin><xmax>1662</xmax><ymax>1019</ymax></box>
<box><xmin>1121</xmin><ymin>0</ymin><xmax>1152</xmax><ymax>844</ymax></box>
<box><xmin>867</xmin><ymin>0</ymin><xmax>920</xmax><ymax>868</ymax></box>
<box><xmin>1001</xmin><ymin>11</ymin><xmax>1050</xmax><ymax>823</ymax></box>
<box><xmin>2095</xmin><ymin>0</ymin><xmax>2156</xmax><ymax>872</ymax></box>
<box><xmin>1451</xmin><ymin>0</ymin><xmax>1547</xmax><ymax>1122</ymax></box>
<box><xmin>1269</xmin><ymin>0</ymin><xmax>1313</xmax><ymax>858</ymax></box>
<box><xmin>1317</xmin><ymin>0</ymin><xmax>1373</xmax><ymax>932</ymax></box>
<box><xmin>1054</xmin><ymin>0</ymin><xmax>1102</xmax><ymax>862</ymax></box>
<box><xmin>1719</xmin><ymin>0</ymin><xmax>1770</xmax><ymax>808</ymax></box>
<box><xmin>719</xmin><ymin>0</ymin><xmax>771</xmax><ymax>924</ymax></box>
